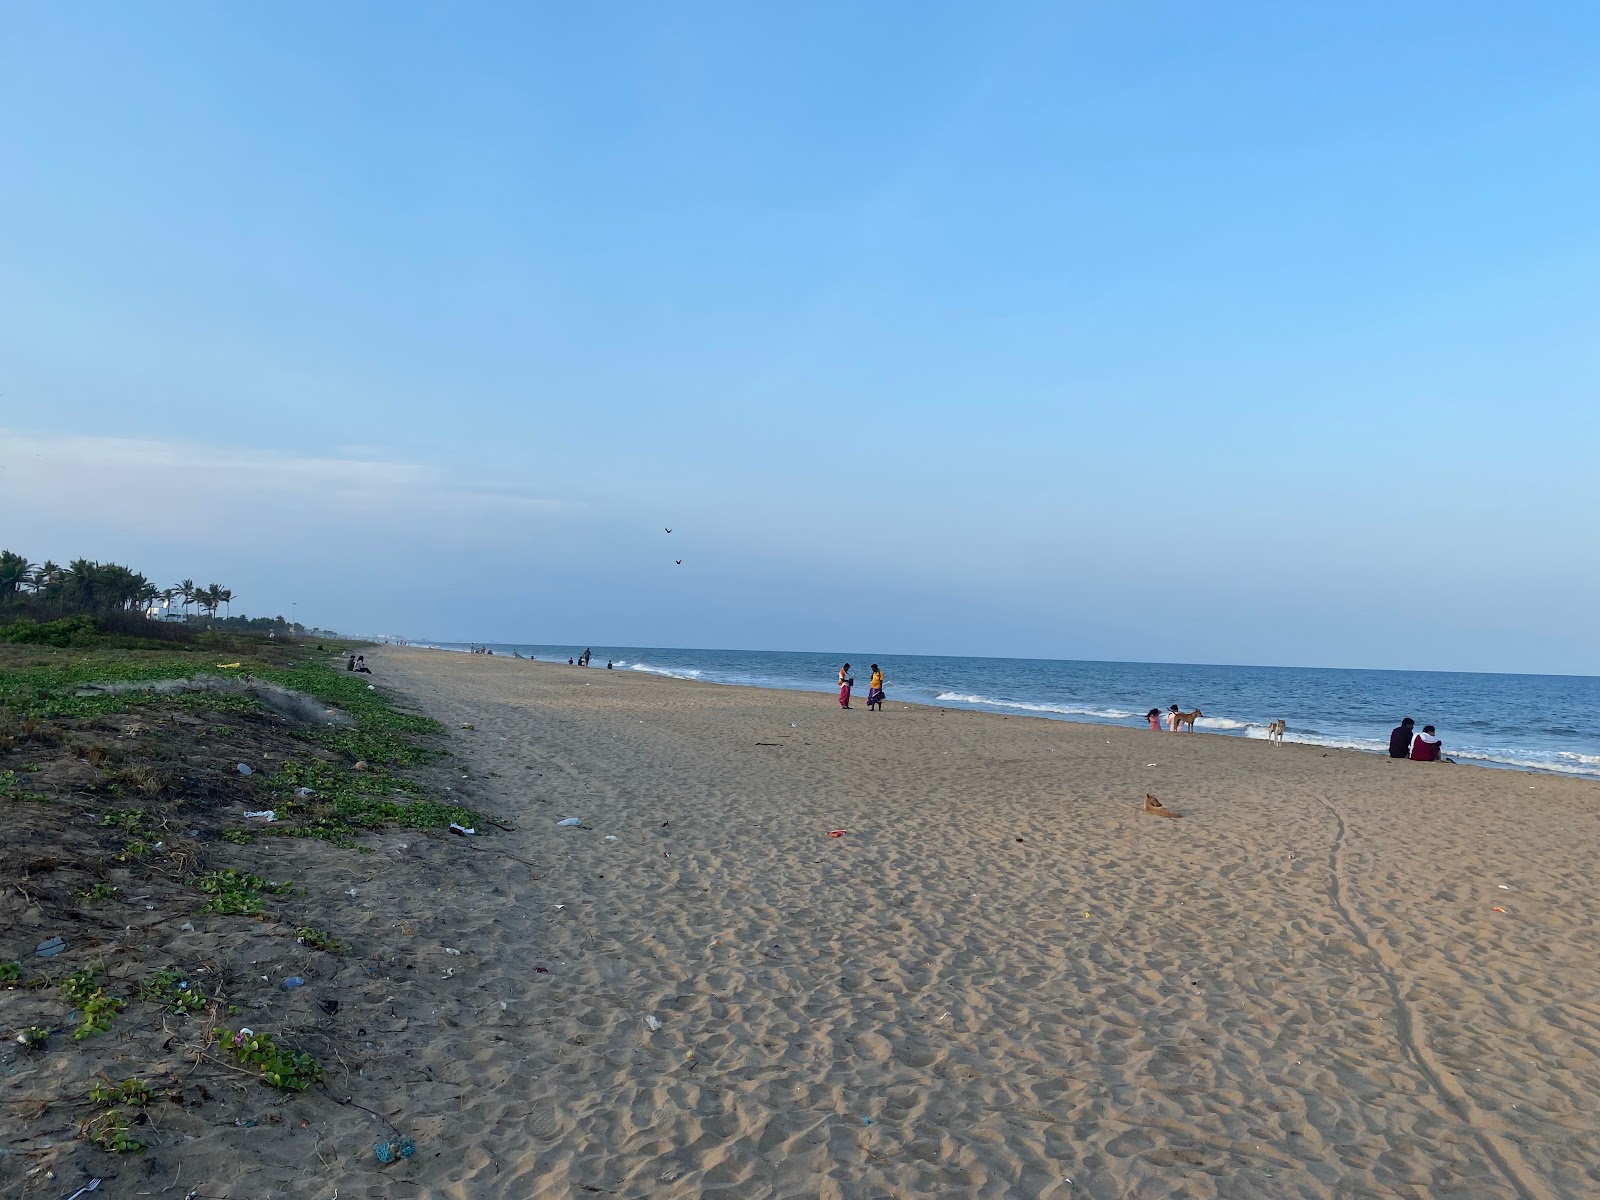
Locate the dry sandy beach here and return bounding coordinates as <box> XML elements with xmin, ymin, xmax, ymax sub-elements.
<box><xmin>346</xmin><ymin>647</ymin><xmax>1600</xmax><ymax>1199</ymax></box>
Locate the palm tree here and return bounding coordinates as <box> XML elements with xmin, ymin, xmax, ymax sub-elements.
<box><xmin>0</xmin><ymin>551</ymin><xmax>30</xmax><ymax>605</ymax></box>
<box><xmin>65</xmin><ymin>559</ymin><xmax>99</xmax><ymax>612</ymax></box>
<box><xmin>202</xmin><ymin>583</ymin><xmax>223</xmax><ymax>619</ymax></box>
<box><xmin>178</xmin><ymin>579</ymin><xmax>196</xmax><ymax>618</ymax></box>
<box><xmin>28</xmin><ymin>561</ymin><xmax>60</xmax><ymax>595</ymax></box>
<box><xmin>219</xmin><ymin>587</ymin><xmax>234</xmax><ymax>619</ymax></box>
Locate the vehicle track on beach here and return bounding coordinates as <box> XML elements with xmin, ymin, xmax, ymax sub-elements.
<box><xmin>1315</xmin><ymin>796</ymin><xmax>1551</xmax><ymax>1200</ymax></box>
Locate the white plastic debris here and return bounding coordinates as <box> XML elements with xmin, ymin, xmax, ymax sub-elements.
<box><xmin>345</xmin><ymin>888</ymin><xmax>359</xmax><ymax>897</ymax></box>
<box><xmin>368</xmin><ymin>684</ymin><xmax>376</xmax><ymax>690</ymax></box>
<box><xmin>1498</xmin><ymin>884</ymin><xmax>1512</xmax><ymax>890</ymax></box>
<box><xmin>604</xmin><ymin>835</ymin><xmax>619</xmax><ymax>842</ymax></box>
<box><xmin>180</xmin><ymin>922</ymin><xmax>195</xmax><ymax>932</ymax></box>
<box><xmin>236</xmin><ymin>763</ymin><xmax>253</xmax><ymax>775</ymax></box>
<box><xmin>444</xmin><ymin>947</ymin><xmax>462</xmax><ymax>956</ymax></box>
<box><xmin>449</xmin><ymin>822</ymin><xmax>477</xmax><ymax>836</ymax></box>
<box><xmin>556</xmin><ymin>817</ymin><xmax>583</xmax><ymax>827</ymax></box>
<box><xmin>643</xmin><ymin>1014</ymin><xmax>662</xmax><ymax>1032</ymax></box>
<box><xmin>294</xmin><ymin>787</ymin><xmax>316</xmax><ymax>798</ymax></box>
<box><xmin>243</xmin><ymin>810</ymin><xmax>277</xmax><ymax>822</ymax></box>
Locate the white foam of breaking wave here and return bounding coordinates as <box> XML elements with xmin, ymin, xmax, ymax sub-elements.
<box><xmin>1192</xmin><ymin>716</ymin><xmax>1251</xmax><ymax>731</ymax></box>
<box><xmin>623</xmin><ymin>662</ymin><xmax>703</xmax><ymax>681</ymax></box>
<box><xmin>1558</xmin><ymin>751</ymin><xmax>1600</xmax><ymax>767</ymax></box>
<box><xmin>1453</xmin><ymin>750</ymin><xmax>1600</xmax><ymax>778</ymax></box>
<box><xmin>934</xmin><ymin>692</ymin><xmax>1136</xmax><ymax>720</ymax></box>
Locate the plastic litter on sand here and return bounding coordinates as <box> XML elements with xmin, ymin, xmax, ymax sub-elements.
<box><xmin>449</xmin><ymin>822</ymin><xmax>477</xmax><ymax>836</ymax></box>
<box><xmin>35</xmin><ymin>936</ymin><xmax>67</xmax><ymax>958</ymax></box>
<box><xmin>556</xmin><ymin>817</ymin><xmax>583</xmax><ymax>827</ymax></box>
<box><xmin>236</xmin><ymin>763</ymin><xmax>253</xmax><ymax>775</ymax></box>
<box><xmin>643</xmin><ymin>1014</ymin><xmax>662</xmax><ymax>1032</ymax></box>
<box><xmin>375</xmin><ymin>1136</ymin><xmax>416</xmax><ymax>1165</ymax></box>
<box><xmin>284</xmin><ymin>976</ymin><xmax>305</xmax><ymax>990</ymax></box>
<box><xmin>244</xmin><ymin>810</ymin><xmax>277</xmax><ymax>822</ymax></box>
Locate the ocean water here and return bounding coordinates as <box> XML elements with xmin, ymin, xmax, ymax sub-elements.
<box><xmin>423</xmin><ymin>643</ymin><xmax>1600</xmax><ymax>780</ymax></box>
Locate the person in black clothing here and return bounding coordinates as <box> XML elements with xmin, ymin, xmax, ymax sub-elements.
<box><xmin>1388</xmin><ymin>717</ymin><xmax>1415</xmax><ymax>758</ymax></box>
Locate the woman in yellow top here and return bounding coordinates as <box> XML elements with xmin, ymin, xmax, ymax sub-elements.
<box><xmin>866</xmin><ymin>664</ymin><xmax>886</xmax><ymax>711</ymax></box>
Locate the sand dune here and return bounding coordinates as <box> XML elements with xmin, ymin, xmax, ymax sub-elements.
<box><xmin>347</xmin><ymin>647</ymin><xmax>1600</xmax><ymax>1199</ymax></box>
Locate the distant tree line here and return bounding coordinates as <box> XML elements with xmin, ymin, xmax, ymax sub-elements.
<box><xmin>0</xmin><ymin>550</ymin><xmax>306</xmax><ymax>638</ymax></box>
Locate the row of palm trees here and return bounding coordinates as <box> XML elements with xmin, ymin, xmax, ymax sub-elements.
<box><xmin>0</xmin><ymin>551</ymin><xmax>234</xmax><ymax>620</ymax></box>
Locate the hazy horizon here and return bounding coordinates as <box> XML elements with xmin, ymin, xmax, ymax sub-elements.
<box><xmin>4</xmin><ymin>4</ymin><xmax>1597</xmax><ymax>675</ymax></box>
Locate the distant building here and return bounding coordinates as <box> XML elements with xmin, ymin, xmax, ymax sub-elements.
<box><xmin>145</xmin><ymin>601</ymin><xmax>187</xmax><ymax>623</ymax></box>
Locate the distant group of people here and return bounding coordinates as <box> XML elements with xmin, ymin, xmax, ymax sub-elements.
<box><xmin>837</xmin><ymin>663</ymin><xmax>887</xmax><ymax>711</ymax></box>
<box><xmin>468</xmin><ymin>644</ymin><xmax>495</xmax><ymax>655</ymax></box>
<box><xmin>1145</xmin><ymin>705</ymin><xmax>1201</xmax><ymax>732</ymax></box>
<box><xmin>345</xmin><ymin>654</ymin><xmax>370</xmax><ymax>674</ymax></box>
<box><xmin>1390</xmin><ymin>717</ymin><xmax>1449</xmax><ymax>762</ymax></box>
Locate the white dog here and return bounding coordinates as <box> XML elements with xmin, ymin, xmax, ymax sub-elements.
<box><xmin>1266</xmin><ymin>719</ymin><xmax>1286</xmax><ymax>747</ymax></box>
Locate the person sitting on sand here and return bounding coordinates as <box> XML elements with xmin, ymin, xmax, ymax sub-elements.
<box><xmin>1389</xmin><ymin>716</ymin><xmax>1416</xmax><ymax>759</ymax></box>
<box><xmin>347</xmin><ymin>654</ymin><xmax>356</xmax><ymax>671</ymax></box>
<box><xmin>606</xmin><ymin>660</ymin><xmax>613</xmax><ymax>669</ymax></box>
<box><xmin>1146</xmin><ymin>708</ymin><xmax>1162</xmax><ymax>731</ymax></box>
<box><xmin>1410</xmin><ymin>724</ymin><xmax>1443</xmax><ymax>761</ymax></box>
<box><xmin>838</xmin><ymin>663</ymin><xmax>854</xmax><ymax>709</ymax></box>
<box><xmin>354</xmin><ymin>655</ymin><xmax>371</xmax><ymax>674</ymax></box>
<box><xmin>866</xmin><ymin>664</ymin><xmax>886</xmax><ymax>711</ymax></box>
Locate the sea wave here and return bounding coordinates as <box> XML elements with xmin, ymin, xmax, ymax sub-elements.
<box><xmin>1453</xmin><ymin>750</ymin><xmax>1600</xmax><ymax>778</ymax></box>
<box><xmin>621</xmin><ymin>661</ymin><xmax>704</xmax><ymax>681</ymax></box>
<box><xmin>1192</xmin><ymin>716</ymin><xmax>1251</xmax><ymax>731</ymax></box>
<box><xmin>934</xmin><ymin>692</ymin><xmax>1136</xmax><ymax>720</ymax></box>
<box><xmin>1558</xmin><ymin>751</ymin><xmax>1600</xmax><ymax>767</ymax></box>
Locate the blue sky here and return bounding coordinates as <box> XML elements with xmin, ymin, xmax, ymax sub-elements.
<box><xmin>2</xmin><ymin>2</ymin><xmax>1597</xmax><ymax>673</ymax></box>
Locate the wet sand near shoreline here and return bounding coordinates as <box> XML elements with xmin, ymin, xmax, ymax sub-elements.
<box><xmin>360</xmin><ymin>646</ymin><xmax>1600</xmax><ymax>1199</ymax></box>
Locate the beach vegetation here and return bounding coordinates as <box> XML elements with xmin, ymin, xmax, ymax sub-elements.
<box><xmin>17</xmin><ymin>1025</ymin><xmax>49</xmax><ymax>1050</ymax></box>
<box><xmin>196</xmin><ymin>869</ymin><xmax>288</xmax><ymax>916</ymax></box>
<box><xmin>0</xmin><ymin>960</ymin><xmax>21</xmax><ymax>984</ymax></box>
<box><xmin>61</xmin><ymin>967</ymin><xmax>124</xmax><ymax>1040</ymax></box>
<box><xmin>82</xmin><ymin>1077</ymin><xmax>160</xmax><ymax>1152</ymax></box>
<box><xmin>217</xmin><ymin>1027</ymin><xmax>322</xmax><ymax>1091</ymax></box>
<box><xmin>295</xmin><ymin>926</ymin><xmax>346</xmax><ymax>953</ymax></box>
<box><xmin>136</xmin><ymin>969</ymin><xmax>207</xmax><ymax>1014</ymax></box>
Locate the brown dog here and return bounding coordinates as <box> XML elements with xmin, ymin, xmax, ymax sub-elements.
<box><xmin>1144</xmin><ymin>793</ymin><xmax>1182</xmax><ymax>818</ymax></box>
<box><xmin>1174</xmin><ymin>709</ymin><xmax>1203</xmax><ymax>732</ymax></box>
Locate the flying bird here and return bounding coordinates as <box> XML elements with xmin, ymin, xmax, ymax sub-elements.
<box><xmin>675</xmin><ymin>560</ymin><xmax>682</xmax><ymax>565</ymax></box>
<box><xmin>664</xmin><ymin>527</ymin><xmax>672</xmax><ymax>533</ymax></box>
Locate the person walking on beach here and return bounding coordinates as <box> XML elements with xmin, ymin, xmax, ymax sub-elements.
<box><xmin>1410</xmin><ymin>724</ymin><xmax>1444</xmax><ymax>761</ymax></box>
<box><xmin>838</xmin><ymin>663</ymin><xmax>854</xmax><ymax>709</ymax></box>
<box><xmin>866</xmin><ymin>664</ymin><xmax>886</xmax><ymax>711</ymax></box>
<box><xmin>1389</xmin><ymin>717</ymin><xmax>1416</xmax><ymax>759</ymax></box>
<box><xmin>1146</xmin><ymin>708</ymin><xmax>1162</xmax><ymax>731</ymax></box>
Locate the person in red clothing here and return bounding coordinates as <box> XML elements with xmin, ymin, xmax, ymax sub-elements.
<box><xmin>1410</xmin><ymin>725</ymin><xmax>1443</xmax><ymax>761</ymax></box>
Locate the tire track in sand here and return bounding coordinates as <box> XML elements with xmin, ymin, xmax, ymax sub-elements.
<box><xmin>1316</xmin><ymin>798</ymin><xmax>1551</xmax><ymax>1200</ymax></box>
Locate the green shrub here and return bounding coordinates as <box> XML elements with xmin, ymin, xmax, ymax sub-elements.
<box><xmin>0</xmin><ymin>615</ymin><xmax>98</xmax><ymax>647</ymax></box>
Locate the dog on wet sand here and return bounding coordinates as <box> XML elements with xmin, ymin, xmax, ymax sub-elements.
<box><xmin>1144</xmin><ymin>793</ymin><xmax>1181</xmax><ymax>818</ymax></box>
<box><xmin>1266</xmin><ymin>719</ymin><xmax>1285</xmax><ymax>747</ymax></box>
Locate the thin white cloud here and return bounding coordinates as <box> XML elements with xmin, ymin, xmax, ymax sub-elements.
<box><xmin>0</xmin><ymin>428</ymin><xmax>578</xmax><ymax>541</ymax></box>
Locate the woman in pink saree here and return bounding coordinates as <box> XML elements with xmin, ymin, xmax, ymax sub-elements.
<box><xmin>837</xmin><ymin>663</ymin><xmax>854</xmax><ymax>709</ymax></box>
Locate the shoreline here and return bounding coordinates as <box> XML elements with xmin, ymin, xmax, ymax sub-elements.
<box><xmin>406</xmin><ymin>642</ymin><xmax>1600</xmax><ymax>782</ymax></box>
